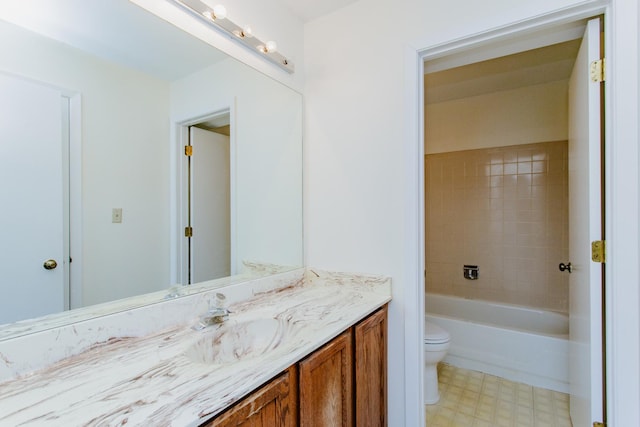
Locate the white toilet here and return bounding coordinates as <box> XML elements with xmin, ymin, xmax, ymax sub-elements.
<box><xmin>424</xmin><ymin>320</ymin><xmax>451</xmax><ymax>404</ymax></box>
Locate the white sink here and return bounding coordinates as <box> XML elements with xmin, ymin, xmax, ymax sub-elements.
<box><xmin>185</xmin><ymin>318</ymin><xmax>289</xmax><ymax>365</ymax></box>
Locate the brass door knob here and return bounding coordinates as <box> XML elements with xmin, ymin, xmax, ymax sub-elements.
<box><xmin>43</xmin><ymin>259</ymin><xmax>58</xmax><ymax>270</ymax></box>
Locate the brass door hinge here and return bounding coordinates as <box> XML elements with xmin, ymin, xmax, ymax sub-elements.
<box><xmin>593</xmin><ymin>422</ymin><xmax>605</xmax><ymax>427</ymax></box>
<box><xmin>185</xmin><ymin>226</ymin><xmax>193</xmax><ymax>237</ymax></box>
<box><xmin>590</xmin><ymin>58</ymin><xmax>605</xmax><ymax>82</ymax></box>
<box><xmin>592</xmin><ymin>240</ymin><xmax>606</xmax><ymax>263</ymax></box>
<box><xmin>185</xmin><ymin>145</ymin><xmax>193</xmax><ymax>156</ymax></box>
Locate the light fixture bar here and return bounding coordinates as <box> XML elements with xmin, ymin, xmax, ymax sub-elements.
<box><xmin>172</xmin><ymin>0</ymin><xmax>294</xmax><ymax>73</ymax></box>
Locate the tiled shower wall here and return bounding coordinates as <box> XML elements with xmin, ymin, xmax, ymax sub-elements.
<box><xmin>425</xmin><ymin>141</ymin><xmax>569</xmax><ymax>313</ymax></box>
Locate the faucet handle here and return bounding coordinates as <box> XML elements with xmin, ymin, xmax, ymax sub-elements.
<box><xmin>206</xmin><ymin>293</ymin><xmax>231</xmax><ymax>316</ymax></box>
<box><xmin>212</xmin><ymin>293</ymin><xmax>226</xmax><ymax>309</ymax></box>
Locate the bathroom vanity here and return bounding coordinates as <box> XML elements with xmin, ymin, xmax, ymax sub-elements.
<box><xmin>208</xmin><ymin>307</ymin><xmax>386</xmax><ymax>426</ymax></box>
<box><xmin>0</xmin><ymin>269</ymin><xmax>390</xmax><ymax>426</ymax></box>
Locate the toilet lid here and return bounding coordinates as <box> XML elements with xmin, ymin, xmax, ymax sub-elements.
<box><xmin>424</xmin><ymin>321</ymin><xmax>450</xmax><ymax>343</ymax></box>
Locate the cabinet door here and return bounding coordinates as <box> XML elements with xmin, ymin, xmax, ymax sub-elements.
<box><xmin>204</xmin><ymin>366</ymin><xmax>297</xmax><ymax>427</ymax></box>
<box><xmin>299</xmin><ymin>330</ymin><xmax>353</xmax><ymax>427</ymax></box>
<box><xmin>355</xmin><ymin>306</ymin><xmax>387</xmax><ymax>427</ymax></box>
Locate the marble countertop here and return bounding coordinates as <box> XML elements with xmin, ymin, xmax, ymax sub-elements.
<box><xmin>0</xmin><ymin>269</ymin><xmax>391</xmax><ymax>426</ymax></box>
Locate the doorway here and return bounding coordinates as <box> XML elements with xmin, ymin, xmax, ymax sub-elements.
<box><xmin>422</xmin><ymin>17</ymin><xmax>605</xmax><ymax>427</ymax></box>
<box><xmin>178</xmin><ymin>111</ymin><xmax>235</xmax><ymax>285</ymax></box>
<box><xmin>0</xmin><ymin>73</ymin><xmax>80</xmax><ymax>322</ymax></box>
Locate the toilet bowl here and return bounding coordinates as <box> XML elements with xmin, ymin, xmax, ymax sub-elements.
<box><xmin>424</xmin><ymin>321</ymin><xmax>450</xmax><ymax>404</ymax></box>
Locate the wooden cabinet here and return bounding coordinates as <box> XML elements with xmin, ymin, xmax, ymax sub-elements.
<box><xmin>203</xmin><ymin>366</ymin><xmax>297</xmax><ymax>427</ymax></box>
<box><xmin>354</xmin><ymin>307</ymin><xmax>387</xmax><ymax>427</ymax></box>
<box><xmin>299</xmin><ymin>330</ymin><xmax>353</xmax><ymax>427</ymax></box>
<box><xmin>202</xmin><ymin>306</ymin><xmax>387</xmax><ymax>427</ymax></box>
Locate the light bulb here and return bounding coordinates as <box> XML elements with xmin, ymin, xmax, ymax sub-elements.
<box><xmin>265</xmin><ymin>40</ymin><xmax>277</xmax><ymax>53</ymax></box>
<box><xmin>203</xmin><ymin>4</ymin><xmax>226</xmax><ymax>20</ymax></box>
<box><xmin>212</xmin><ymin>4</ymin><xmax>226</xmax><ymax>19</ymax></box>
<box><xmin>233</xmin><ymin>25</ymin><xmax>253</xmax><ymax>39</ymax></box>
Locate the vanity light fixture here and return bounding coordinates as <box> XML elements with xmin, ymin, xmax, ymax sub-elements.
<box><xmin>172</xmin><ymin>0</ymin><xmax>294</xmax><ymax>73</ymax></box>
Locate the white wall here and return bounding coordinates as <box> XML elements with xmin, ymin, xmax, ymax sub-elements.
<box><xmin>426</xmin><ymin>80</ymin><xmax>568</xmax><ymax>154</ymax></box>
<box><xmin>170</xmin><ymin>58</ymin><xmax>303</xmax><ymax>276</ymax></box>
<box><xmin>0</xmin><ymin>21</ymin><xmax>171</xmax><ymax>307</ymax></box>
<box><xmin>303</xmin><ymin>0</ymin><xmax>639</xmax><ymax>425</ymax></box>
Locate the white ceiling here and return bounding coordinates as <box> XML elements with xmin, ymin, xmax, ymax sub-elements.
<box><xmin>425</xmin><ymin>39</ymin><xmax>582</xmax><ymax>104</ymax></box>
<box><xmin>0</xmin><ymin>0</ymin><xmax>228</xmax><ymax>81</ymax></box>
<box><xmin>276</xmin><ymin>0</ymin><xmax>360</xmax><ymax>23</ymax></box>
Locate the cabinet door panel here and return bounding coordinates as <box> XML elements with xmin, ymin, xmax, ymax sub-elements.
<box><xmin>204</xmin><ymin>366</ymin><xmax>297</xmax><ymax>427</ymax></box>
<box><xmin>355</xmin><ymin>307</ymin><xmax>387</xmax><ymax>427</ymax></box>
<box><xmin>299</xmin><ymin>330</ymin><xmax>353</xmax><ymax>427</ymax></box>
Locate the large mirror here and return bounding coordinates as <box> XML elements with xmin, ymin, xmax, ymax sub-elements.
<box><xmin>0</xmin><ymin>0</ymin><xmax>302</xmax><ymax>339</ymax></box>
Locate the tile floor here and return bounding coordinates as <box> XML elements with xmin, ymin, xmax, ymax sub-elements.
<box><xmin>425</xmin><ymin>364</ymin><xmax>572</xmax><ymax>427</ymax></box>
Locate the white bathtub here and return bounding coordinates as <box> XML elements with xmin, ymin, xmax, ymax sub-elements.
<box><xmin>426</xmin><ymin>293</ymin><xmax>569</xmax><ymax>392</ymax></box>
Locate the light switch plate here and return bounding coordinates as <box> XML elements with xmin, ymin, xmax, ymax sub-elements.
<box><xmin>112</xmin><ymin>208</ymin><xmax>123</xmax><ymax>223</ymax></box>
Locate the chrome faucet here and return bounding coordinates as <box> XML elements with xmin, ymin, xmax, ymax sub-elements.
<box><xmin>194</xmin><ymin>293</ymin><xmax>230</xmax><ymax>330</ymax></box>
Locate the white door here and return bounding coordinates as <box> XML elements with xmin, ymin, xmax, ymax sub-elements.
<box><xmin>0</xmin><ymin>74</ymin><xmax>67</xmax><ymax>323</ymax></box>
<box><xmin>568</xmin><ymin>17</ymin><xmax>604</xmax><ymax>427</ymax></box>
<box><xmin>190</xmin><ymin>127</ymin><xmax>231</xmax><ymax>283</ymax></box>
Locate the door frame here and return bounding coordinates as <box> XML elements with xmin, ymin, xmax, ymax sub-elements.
<box><xmin>171</xmin><ymin>106</ymin><xmax>237</xmax><ymax>285</ymax></box>
<box><xmin>407</xmin><ymin>3</ymin><xmax>613</xmax><ymax>426</ymax></box>
<box><xmin>67</xmin><ymin>93</ymin><xmax>82</xmax><ymax>310</ymax></box>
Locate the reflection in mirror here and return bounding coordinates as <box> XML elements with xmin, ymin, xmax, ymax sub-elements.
<box><xmin>0</xmin><ymin>0</ymin><xmax>302</xmax><ymax>338</ymax></box>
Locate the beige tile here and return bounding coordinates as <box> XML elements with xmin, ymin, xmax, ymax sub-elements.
<box><xmin>474</xmin><ymin>403</ymin><xmax>495</xmax><ymax>422</ymax></box>
<box><xmin>452</xmin><ymin>412</ymin><xmax>475</xmax><ymax>427</ymax></box>
<box><xmin>447</xmin><ymin>385</ymin><xmax>464</xmax><ymax>399</ymax></box>
<box><xmin>517</xmin><ymin>149</ymin><xmax>533</xmax><ymax>162</ymax></box>
<box><xmin>437</xmin><ymin>407</ymin><xmax>457</xmax><ymax>420</ymax></box>
<box><xmin>490</xmin><ymin>164</ymin><xmax>504</xmax><ymax>175</ymax></box>
<box><xmin>532</xmin><ymin>149</ymin><xmax>547</xmax><ymax>161</ymax></box>
<box><xmin>532</xmin><ymin>173</ymin><xmax>547</xmax><ymax>186</ymax></box>
<box><xmin>488</xmin><ymin>152</ymin><xmax>504</xmax><ymax>164</ymax></box>
<box><xmin>471</xmin><ymin>419</ymin><xmax>493</xmax><ymax>427</ymax></box>
<box><xmin>552</xmin><ymin>390</ymin><xmax>570</xmax><ymax>403</ymax></box>
<box><xmin>459</xmin><ymin>400</ymin><xmax>478</xmax><ymax>416</ymax></box>
<box><xmin>518</xmin><ymin>162</ymin><xmax>533</xmax><ymax>174</ymax></box>
<box><xmin>516</xmin><ymin>405</ymin><xmax>534</xmax><ymax>418</ymax></box>
<box><xmin>425</xmin><ymin>141</ymin><xmax>568</xmax><ymax>311</ymax></box>
<box><xmin>426</xmin><ymin>365</ymin><xmax>571</xmax><ymax>427</ymax></box>
<box><xmin>533</xmin><ymin>420</ymin><xmax>554</xmax><ymax>427</ymax></box>
<box><xmin>517</xmin><ymin>389</ymin><xmax>534</xmax><ymax>408</ymax></box>
<box><xmin>432</xmin><ymin>414</ymin><xmax>454</xmax><ymax>427</ymax></box>
<box><xmin>504</xmin><ymin>162</ymin><xmax>518</xmax><ymax>175</ymax></box>
<box><xmin>426</xmin><ymin>404</ymin><xmax>439</xmax><ymax>416</ymax></box>
<box><xmin>555</xmin><ymin>415</ymin><xmax>573</xmax><ymax>427</ymax></box>
<box><xmin>532</xmin><ymin>160</ymin><xmax>547</xmax><ymax>173</ymax></box>
<box><xmin>494</xmin><ymin>415</ymin><xmax>516</xmax><ymax>427</ymax></box>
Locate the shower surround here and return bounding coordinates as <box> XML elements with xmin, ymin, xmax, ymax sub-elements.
<box><xmin>425</xmin><ymin>141</ymin><xmax>568</xmax><ymax>312</ymax></box>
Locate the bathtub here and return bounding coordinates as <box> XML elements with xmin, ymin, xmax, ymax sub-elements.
<box><xmin>426</xmin><ymin>293</ymin><xmax>569</xmax><ymax>393</ymax></box>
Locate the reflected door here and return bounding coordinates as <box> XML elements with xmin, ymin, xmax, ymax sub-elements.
<box><xmin>189</xmin><ymin>126</ymin><xmax>231</xmax><ymax>283</ymax></box>
<box><xmin>568</xmin><ymin>17</ymin><xmax>605</xmax><ymax>427</ymax></box>
<box><xmin>0</xmin><ymin>74</ymin><xmax>67</xmax><ymax>323</ymax></box>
